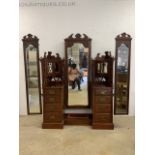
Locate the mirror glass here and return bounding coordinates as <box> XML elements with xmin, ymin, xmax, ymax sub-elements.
<box><xmin>67</xmin><ymin>43</ymin><xmax>89</xmax><ymax>106</ymax></box>
<box><xmin>26</xmin><ymin>44</ymin><xmax>40</xmax><ymax>113</ymax></box>
<box><xmin>115</xmin><ymin>43</ymin><xmax>129</xmax><ymax>114</ymax></box>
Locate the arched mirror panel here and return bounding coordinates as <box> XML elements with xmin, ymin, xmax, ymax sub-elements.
<box><xmin>22</xmin><ymin>34</ymin><xmax>42</xmax><ymax>114</ymax></box>
<box><xmin>114</xmin><ymin>33</ymin><xmax>132</xmax><ymax>115</ymax></box>
<box><xmin>64</xmin><ymin>34</ymin><xmax>91</xmax><ymax>108</ymax></box>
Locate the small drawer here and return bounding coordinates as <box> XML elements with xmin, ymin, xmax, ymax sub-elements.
<box><xmin>95</xmin><ymin>104</ymin><xmax>112</xmax><ymax>113</ymax></box>
<box><xmin>93</xmin><ymin>113</ymin><xmax>112</xmax><ymax>123</ymax></box>
<box><xmin>43</xmin><ymin>88</ymin><xmax>61</xmax><ymax>95</ymax></box>
<box><xmin>95</xmin><ymin>88</ymin><xmax>112</xmax><ymax>95</ymax></box>
<box><xmin>95</xmin><ymin>96</ymin><xmax>112</xmax><ymax>104</ymax></box>
<box><xmin>44</xmin><ymin>104</ymin><xmax>62</xmax><ymax>112</ymax></box>
<box><xmin>44</xmin><ymin>96</ymin><xmax>61</xmax><ymax>103</ymax></box>
<box><xmin>44</xmin><ymin>113</ymin><xmax>63</xmax><ymax>123</ymax></box>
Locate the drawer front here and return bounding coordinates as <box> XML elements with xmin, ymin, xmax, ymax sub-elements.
<box><xmin>93</xmin><ymin>113</ymin><xmax>112</xmax><ymax>123</ymax></box>
<box><xmin>95</xmin><ymin>104</ymin><xmax>112</xmax><ymax>113</ymax></box>
<box><xmin>44</xmin><ymin>113</ymin><xmax>62</xmax><ymax>123</ymax></box>
<box><xmin>44</xmin><ymin>104</ymin><xmax>62</xmax><ymax>112</ymax></box>
<box><xmin>95</xmin><ymin>96</ymin><xmax>112</xmax><ymax>104</ymax></box>
<box><xmin>44</xmin><ymin>95</ymin><xmax>61</xmax><ymax>103</ymax></box>
<box><xmin>43</xmin><ymin>88</ymin><xmax>61</xmax><ymax>95</ymax></box>
<box><xmin>95</xmin><ymin>88</ymin><xmax>112</xmax><ymax>95</ymax></box>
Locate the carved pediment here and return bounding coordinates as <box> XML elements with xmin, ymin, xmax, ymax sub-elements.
<box><xmin>65</xmin><ymin>33</ymin><xmax>91</xmax><ymax>41</ymax></box>
<box><xmin>22</xmin><ymin>33</ymin><xmax>39</xmax><ymax>42</ymax></box>
<box><xmin>116</xmin><ymin>32</ymin><xmax>132</xmax><ymax>40</ymax></box>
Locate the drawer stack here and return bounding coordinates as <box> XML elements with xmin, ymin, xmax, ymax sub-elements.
<box><xmin>42</xmin><ymin>86</ymin><xmax>64</xmax><ymax>129</ymax></box>
<box><xmin>92</xmin><ymin>86</ymin><xmax>114</xmax><ymax>129</ymax></box>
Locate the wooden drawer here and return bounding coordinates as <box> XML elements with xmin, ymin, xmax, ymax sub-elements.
<box><xmin>95</xmin><ymin>88</ymin><xmax>112</xmax><ymax>95</ymax></box>
<box><xmin>95</xmin><ymin>104</ymin><xmax>112</xmax><ymax>113</ymax></box>
<box><xmin>44</xmin><ymin>95</ymin><xmax>61</xmax><ymax>103</ymax></box>
<box><xmin>95</xmin><ymin>96</ymin><xmax>112</xmax><ymax>104</ymax></box>
<box><xmin>93</xmin><ymin>113</ymin><xmax>112</xmax><ymax>123</ymax></box>
<box><xmin>44</xmin><ymin>104</ymin><xmax>62</xmax><ymax>112</ymax></box>
<box><xmin>44</xmin><ymin>113</ymin><xmax>63</xmax><ymax>123</ymax></box>
<box><xmin>43</xmin><ymin>88</ymin><xmax>61</xmax><ymax>95</ymax></box>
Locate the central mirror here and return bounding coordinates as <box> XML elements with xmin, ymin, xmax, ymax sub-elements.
<box><xmin>64</xmin><ymin>34</ymin><xmax>91</xmax><ymax>108</ymax></box>
<box><xmin>68</xmin><ymin>43</ymin><xmax>89</xmax><ymax>106</ymax></box>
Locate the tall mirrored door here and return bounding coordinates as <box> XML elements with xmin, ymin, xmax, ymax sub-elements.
<box><xmin>114</xmin><ymin>33</ymin><xmax>132</xmax><ymax>114</ymax></box>
<box><xmin>22</xmin><ymin>34</ymin><xmax>42</xmax><ymax>114</ymax></box>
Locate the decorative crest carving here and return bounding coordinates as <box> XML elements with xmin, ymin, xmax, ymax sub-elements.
<box><xmin>65</xmin><ymin>33</ymin><xmax>91</xmax><ymax>41</ymax></box>
<box><xmin>75</xmin><ymin>33</ymin><xmax>81</xmax><ymax>38</ymax></box>
<box><xmin>22</xmin><ymin>33</ymin><xmax>39</xmax><ymax>41</ymax></box>
<box><xmin>116</xmin><ymin>32</ymin><xmax>132</xmax><ymax>40</ymax></box>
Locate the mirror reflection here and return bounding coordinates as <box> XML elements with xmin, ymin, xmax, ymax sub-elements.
<box><xmin>117</xmin><ymin>43</ymin><xmax>129</xmax><ymax>73</ymax></box>
<box><xmin>115</xmin><ymin>43</ymin><xmax>129</xmax><ymax>114</ymax></box>
<box><xmin>26</xmin><ymin>44</ymin><xmax>40</xmax><ymax>113</ymax></box>
<box><xmin>67</xmin><ymin>43</ymin><xmax>88</xmax><ymax>106</ymax></box>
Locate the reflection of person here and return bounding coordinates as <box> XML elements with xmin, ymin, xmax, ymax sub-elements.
<box><xmin>68</xmin><ymin>64</ymin><xmax>81</xmax><ymax>91</ymax></box>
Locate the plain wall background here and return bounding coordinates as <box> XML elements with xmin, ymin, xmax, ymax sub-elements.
<box><xmin>19</xmin><ymin>0</ymin><xmax>135</xmax><ymax>115</ymax></box>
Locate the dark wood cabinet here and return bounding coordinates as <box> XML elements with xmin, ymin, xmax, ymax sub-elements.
<box><xmin>40</xmin><ymin>52</ymin><xmax>65</xmax><ymax>129</ymax></box>
<box><xmin>92</xmin><ymin>86</ymin><xmax>113</xmax><ymax>129</ymax></box>
<box><xmin>42</xmin><ymin>86</ymin><xmax>64</xmax><ymax>128</ymax></box>
<box><xmin>40</xmin><ymin>51</ymin><xmax>115</xmax><ymax>129</ymax></box>
<box><xmin>92</xmin><ymin>52</ymin><xmax>114</xmax><ymax>129</ymax></box>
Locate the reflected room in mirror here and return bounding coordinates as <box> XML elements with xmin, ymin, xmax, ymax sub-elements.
<box><xmin>67</xmin><ymin>43</ymin><xmax>89</xmax><ymax>106</ymax></box>
<box><xmin>64</xmin><ymin>34</ymin><xmax>91</xmax><ymax>108</ymax></box>
<box><xmin>22</xmin><ymin>34</ymin><xmax>42</xmax><ymax>114</ymax></box>
<box><xmin>114</xmin><ymin>33</ymin><xmax>132</xmax><ymax>115</ymax></box>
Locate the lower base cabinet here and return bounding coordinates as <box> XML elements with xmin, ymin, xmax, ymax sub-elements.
<box><xmin>92</xmin><ymin>86</ymin><xmax>114</xmax><ymax>129</ymax></box>
<box><xmin>42</xmin><ymin>86</ymin><xmax>64</xmax><ymax>129</ymax></box>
